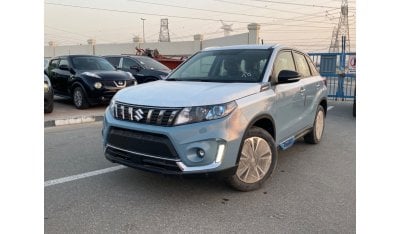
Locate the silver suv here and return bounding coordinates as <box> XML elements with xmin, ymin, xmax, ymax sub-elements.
<box><xmin>102</xmin><ymin>44</ymin><xmax>327</xmax><ymax>191</ymax></box>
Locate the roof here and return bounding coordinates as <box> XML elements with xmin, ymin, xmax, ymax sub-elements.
<box><xmin>203</xmin><ymin>44</ymin><xmax>279</xmax><ymax>51</ymax></box>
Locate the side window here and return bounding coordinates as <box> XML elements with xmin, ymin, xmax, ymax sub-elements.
<box><xmin>122</xmin><ymin>58</ymin><xmax>139</xmax><ymax>69</ymax></box>
<box><xmin>48</xmin><ymin>59</ymin><xmax>59</xmax><ymax>71</ymax></box>
<box><xmin>305</xmin><ymin>56</ymin><xmax>320</xmax><ymax>76</ymax></box>
<box><xmin>293</xmin><ymin>52</ymin><xmax>311</xmax><ymax>77</ymax></box>
<box><xmin>106</xmin><ymin>57</ymin><xmax>120</xmax><ymax>67</ymax></box>
<box><xmin>59</xmin><ymin>59</ymin><xmax>69</xmax><ymax>68</ymax></box>
<box><xmin>273</xmin><ymin>51</ymin><xmax>295</xmax><ymax>79</ymax></box>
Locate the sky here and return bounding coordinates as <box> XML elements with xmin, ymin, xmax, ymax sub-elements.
<box><xmin>44</xmin><ymin>0</ymin><xmax>356</xmax><ymax>52</ymax></box>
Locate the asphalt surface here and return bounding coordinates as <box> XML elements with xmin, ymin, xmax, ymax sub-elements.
<box><xmin>44</xmin><ymin>96</ymin><xmax>107</xmax><ymax>123</ymax></box>
<box><xmin>44</xmin><ymin>101</ymin><xmax>355</xmax><ymax>233</ymax></box>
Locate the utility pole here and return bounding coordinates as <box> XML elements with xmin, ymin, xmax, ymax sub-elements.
<box><xmin>140</xmin><ymin>18</ymin><xmax>146</xmax><ymax>43</ymax></box>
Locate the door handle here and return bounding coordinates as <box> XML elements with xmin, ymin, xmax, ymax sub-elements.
<box><xmin>316</xmin><ymin>82</ymin><xmax>321</xmax><ymax>88</ymax></box>
<box><xmin>299</xmin><ymin>87</ymin><xmax>306</xmax><ymax>94</ymax></box>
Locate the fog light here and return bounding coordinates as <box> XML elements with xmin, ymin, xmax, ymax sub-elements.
<box><xmin>94</xmin><ymin>82</ymin><xmax>102</xmax><ymax>89</ymax></box>
<box><xmin>197</xmin><ymin>149</ymin><xmax>205</xmax><ymax>158</ymax></box>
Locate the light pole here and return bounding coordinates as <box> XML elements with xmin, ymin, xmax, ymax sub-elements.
<box><xmin>140</xmin><ymin>18</ymin><xmax>146</xmax><ymax>43</ymax></box>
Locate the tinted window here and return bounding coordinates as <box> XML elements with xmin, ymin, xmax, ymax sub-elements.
<box><xmin>71</xmin><ymin>56</ymin><xmax>115</xmax><ymax>71</ymax></box>
<box><xmin>293</xmin><ymin>52</ymin><xmax>311</xmax><ymax>77</ymax></box>
<box><xmin>122</xmin><ymin>58</ymin><xmax>139</xmax><ymax>69</ymax></box>
<box><xmin>105</xmin><ymin>57</ymin><xmax>121</xmax><ymax>67</ymax></box>
<box><xmin>273</xmin><ymin>51</ymin><xmax>295</xmax><ymax>79</ymax></box>
<box><xmin>136</xmin><ymin>57</ymin><xmax>170</xmax><ymax>71</ymax></box>
<box><xmin>306</xmin><ymin>55</ymin><xmax>320</xmax><ymax>76</ymax></box>
<box><xmin>59</xmin><ymin>59</ymin><xmax>69</xmax><ymax>67</ymax></box>
<box><xmin>48</xmin><ymin>59</ymin><xmax>59</xmax><ymax>70</ymax></box>
<box><xmin>169</xmin><ymin>49</ymin><xmax>272</xmax><ymax>83</ymax></box>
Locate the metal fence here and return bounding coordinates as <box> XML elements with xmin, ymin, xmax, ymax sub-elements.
<box><xmin>308</xmin><ymin>52</ymin><xmax>356</xmax><ymax>101</ymax></box>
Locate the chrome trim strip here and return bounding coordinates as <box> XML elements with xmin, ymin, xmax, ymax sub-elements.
<box><xmin>114</xmin><ymin>104</ymin><xmax>119</xmax><ymax>118</ymax></box>
<box><xmin>121</xmin><ymin>105</ymin><xmax>125</xmax><ymax>119</ymax></box>
<box><xmin>146</xmin><ymin>109</ymin><xmax>153</xmax><ymax>123</ymax></box>
<box><xmin>157</xmin><ymin>110</ymin><xmax>166</xmax><ymax>125</ymax></box>
<box><xmin>106</xmin><ymin>144</ymin><xmax>180</xmax><ymax>162</ymax></box>
<box><xmin>176</xmin><ymin>161</ymin><xmax>222</xmax><ymax>172</ymax></box>
<box><xmin>128</xmin><ymin>107</ymin><xmax>133</xmax><ymax>121</ymax></box>
<box><xmin>167</xmin><ymin>110</ymin><xmax>178</xmax><ymax>125</ymax></box>
<box><xmin>113</xmin><ymin>81</ymin><xmax>126</xmax><ymax>88</ymax></box>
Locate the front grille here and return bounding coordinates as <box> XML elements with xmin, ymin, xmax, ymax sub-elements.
<box><xmin>114</xmin><ymin>101</ymin><xmax>181</xmax><ymax>126</ymax></box>
<box><xmin>105</xmin><ymin>146</ymin><xmax>181</xmax><ymax>173</ymax></box>
<box><xmin>107</xmin><ymin>127</ymin><xmax>179</xmax><ymax>160</ymax></box>
<box><xmin>103</xmin><ymin>80</ymin><xmax>135</xmax><ymax>88</ymax></box>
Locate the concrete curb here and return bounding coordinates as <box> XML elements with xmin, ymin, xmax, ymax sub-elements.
<box><xmin>44</xmin><ymin>115</ymin><xmax>103</xmax><ymax>128</ymax></box>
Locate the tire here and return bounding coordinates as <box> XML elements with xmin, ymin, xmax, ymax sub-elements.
<box><xmin>44</xmin><ymin>100</ymin><xmax>54</xmax><ymax>113</ymax></box>
<box><xmin>227</xmin><ymin>127</ymin><xmax>278</xmax><ymax>192</ymax></box>
<box><xmin>73</xmin><ymin>86</ymin><xmax>89</xmax><ymax>109</ymax></box>
<box><xmin>304</xmin><ymin>105</ymin><xmax>325</xmax><ymax>144</ymax></box>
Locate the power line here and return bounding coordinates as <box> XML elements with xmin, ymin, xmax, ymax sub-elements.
<box><xmin>45</xmin><ymin>2</ymin><xmax>257</xmax><ymax>24</ymax></box>
<box><xmin>128</xmin><ymin>0</ymin><xmax>336</xmax><ymax>25</ymax></box>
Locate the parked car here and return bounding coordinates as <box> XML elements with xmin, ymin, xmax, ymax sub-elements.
<box><xmin>102</xmin><ymin>44</ymin><xmax>328</xmax><ymax>191</ymax></box>
<box><xmin>46</xmin><ymin>55</ymin><xmax>137</xmax><ymax>109</ymax></box>
<box><xmin>44</xmin><ymin>74</ymin><xmax>54</xmax><ymax>113</ymax></box>
<box><xmin>104</xmin><ymin>55</ymin><xmax>171</xmax><ymax>83</ymax></box>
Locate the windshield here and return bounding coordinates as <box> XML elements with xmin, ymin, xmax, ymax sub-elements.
<box><xmin>136</xmin><ymin>57</ymin><xmax>170</xmax><ymax>71</ymax></box>
<box><xmin>168</xmin><ymin>49</ymin><xmax>272</xmax><ymax>82</ymax></box>
<box><xmin>71</xmin><ymin>56</ymin><xmax>116</xmax><ymax>71</ymax></box>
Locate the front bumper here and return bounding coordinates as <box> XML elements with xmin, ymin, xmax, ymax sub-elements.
<box><xmin>102</xmin><ymin>107</ymin><xmax>246</xmax><ymax>175</ymax></box>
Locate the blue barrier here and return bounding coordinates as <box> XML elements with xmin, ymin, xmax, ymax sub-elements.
<box><xmin>309</xmin><ymin>52</ymin><xmax>356</xmax><ymax>100</ymax></box>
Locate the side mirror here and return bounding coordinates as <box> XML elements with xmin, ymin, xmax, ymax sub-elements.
<box><xmin>59</xmin><ymin>64</ymin><xmax>69</xmax><ymax>71</ymax></box>
<box><xmin>277</xmin><ymin>70</ymin><xmax>302</xmax><ymax>83</ymax></box>
<box><xmin>130</xmin><ymin>65</ymin><xmax>141</xmax><ymax>71</ymax></box>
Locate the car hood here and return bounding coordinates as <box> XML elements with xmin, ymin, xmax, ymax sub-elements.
<box><xmin>78</xmin><ymin>70</ymin><xmax>132</xmax><ymax>80</ymax></box>
<box><xmin>115</xmin><ymin>80</ymin><xmax>261</xmax><ymax>107</ymax></box>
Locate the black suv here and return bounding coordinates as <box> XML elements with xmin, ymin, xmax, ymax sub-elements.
<box><xmin>104</xmin><ymin>55</ymin><xmax>171</xmax><ymax>84</ymax></box>
<box><xmin>46</xmin><ymin>55</ymin><xmax>137</xmax><ymax>109</ymax></box>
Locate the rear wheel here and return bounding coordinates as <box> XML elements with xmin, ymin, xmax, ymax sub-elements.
<box><xmin>227</xmin><ymin>127</ymin><xmax>277</xmax><ymax>191</ymax></box>
<box><xmin>73</xmin><ymin>87</ymin><xmax>89</xmax><ymax>109</ymax></box>
<box><xmin>304</xmin><ymin>105</ymin><xmax>325</xmax><ymax>144</ymax></box>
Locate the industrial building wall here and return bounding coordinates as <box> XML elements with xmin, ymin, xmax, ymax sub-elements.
<box><xmin>44</xmin><ymin>23</ymin><xmax>260</xmax><ymax>57</ymax></box>
<box><xmin>202</xmin><ymin>33</ymin><xmax>249</xmax><ymax>49</ymax></box>
<box><xmin>95</xmin><ymin>43</ymin><xmax>136</xmax><ymax>56</ymax></box>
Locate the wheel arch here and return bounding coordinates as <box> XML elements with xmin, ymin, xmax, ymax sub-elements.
<box><xmin>69</xmin><ymin>81</ymin><xmax>88</xmax><ymax>96</ymax></box>
<box><xmin>234</xmin><ymin>114</ymin><xmax>276</xmax><ymax>164</ymax></box>
<box><xmin>319</xmin><ymin>98</ymin><xmax>327</xmax><ymax>116</ymax></box>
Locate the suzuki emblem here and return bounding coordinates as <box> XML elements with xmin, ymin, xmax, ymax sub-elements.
<box><xmin>134</xmin><ymin>109</ymin><xmax>144</xmax><ymax>121</ymax></box>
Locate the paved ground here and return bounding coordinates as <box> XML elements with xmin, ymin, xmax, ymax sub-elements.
<box><xmin>44</xmin><ymin>96</ymin><xmax>107</xmax><ymax>122</ymax></box>
<box><xmin>44</xmin><ymin>101</ymin><xmax>355</xmax><ymax>233</ymax></box>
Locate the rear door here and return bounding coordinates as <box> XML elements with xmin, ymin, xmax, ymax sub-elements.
<box><xmin>293</xmin><ymin>51</ymin><xmax>322</xmax><ymax>127</ymax></box>
<box><xmin>272</xmin><ymin>50</ymin><xmax>305</xmax><ymax>143</ymax></box>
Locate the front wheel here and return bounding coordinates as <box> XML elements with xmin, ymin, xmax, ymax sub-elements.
<box><xmin>227</xmin><ymin>127</ymin><xmax>277</xmax><ymax>191</ymax></box>
<box><xmin>304</xmin><ymin>105</ymin><xmax>325</xmax><ymax>144</ymax></box>
<box><xmin>73</xmin><ymin>86</ymin><xmax>89</xmax><ymax>109</ymax></box>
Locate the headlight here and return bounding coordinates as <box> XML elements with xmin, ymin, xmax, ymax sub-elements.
<box><xmin>109</xmin><ymin>97</ymin><xmax>116</xmax><ymax>117</ymax></box>
<box><xmin>44</xmin><ymin>83</ymin><xmax>49</xmax><ymax>93</ymax></box>
<box><xmin>82</xmin><ymin>72</ymin><xmax>101</xmax><ymax>79</ymax></box>
<box><xmin>174</xmin><ymin>101</ymin><xmax>237</xmax><ymax>125</ymax></box>
<box><xmin>94</xmin><ymin>82</ymin><xmax>102</xmax><ymax>89</ymax></box>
